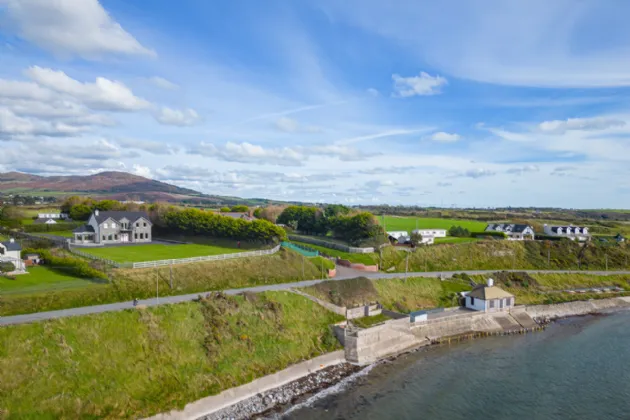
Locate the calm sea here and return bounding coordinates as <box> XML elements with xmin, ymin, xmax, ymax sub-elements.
<box><xmin>283</xmin><ymin>312</ymin><xmax>630</xmax><ymax>420</ymax></box>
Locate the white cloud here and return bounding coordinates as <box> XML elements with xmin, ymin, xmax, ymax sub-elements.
<box><xmin>463</xmin><ymin>168</ymin><xmax>496</xmax><ymax>178</ymax></box>
<box><xmin>437</xmin><ymin>181</ymin><xmax>452</xmax><ymax>187</ymax></box>
<box><xmin>0</xmin><ymin>108</ymin><xmax>87</xmax><ymax>139</ymax></box>
<box><xmin>275</xmin><ymin>116</ymin><xmax>299</xmax><ymax>132</ymax></box>
<box><xmin>149</xmin><ymin>77</ymin><xmax>179</xmax><ymax>90</ymax></box>
<box><xmin>430</xmin><ymin>131</ymin><xmax>461</xmax><ymax>142</ymax></box>
<box><xmin>3</xmin><ymin>0</ymin><xmax>155</xmax><ymax>59</ymax></box>
<box><xmin>189</xmin><ymin>141</ymin><xmax>305</xmax><ymax>166</ymax></box>
<box><xmin>392</xmin><ymin>72</ymin><xmax>448</xmax><ymax>97</ymax></box>
<box><xmin>305</xmin><ymin>145</ymin><xmax>378</xmax><ymax>161</ymax></box>
<box><xmin>538</xmin><ymin>117</ymin><xmax>625</xmax><ymax>134</ymax></box>
<box><xmin>25</xmin><ymin>66</ymin><xmax>150</xmax><ymax>111</ymax></box>
<box><xmin>155</xmin><ymin>107</ymin><xmax>199</xmax><ymax>126</ymax></box>
<box><xmin>506</xmin><ymin>165</ymin><xmax>540</xmax><ymax>175</ymax></box>
<box><xmin>115</xmin><ymin>138</ymin><xmax>178</xmax><ymax>155</ymax></box>
<box><xmin>367</xmin><ymin>88</ymin><xmax>379</xmax><ymax>97</ymax></box>
<box><xmin>131</xmin><ymin>164</ymin><xmax>153</xmax><ymax>178</ymax></box>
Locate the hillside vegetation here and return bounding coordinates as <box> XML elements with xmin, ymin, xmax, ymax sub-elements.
<box><xmin>0</xmin><ymin>249</ymin><xmax>324</xmax><ymax>316</ymax></box>
<box><xmin>380</xmin><ymin>240</ymin><xmax>630</xmax><ymax>272</ymax></box>
<box><xmin>0</xmin><ymin>292</ymin><xmax>343</xmax><ymax>419</ymax></box>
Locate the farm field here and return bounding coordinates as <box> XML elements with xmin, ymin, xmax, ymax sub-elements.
<box><xmin>79</xmin><ymin>242</ymin><xmax>263</xmax><ymax>263</ymax></box>
<box><xmin>0</xmin><ymin>266</ymin><xmax>104</xmax><ymax>295</ymax></box>
<box><xmin>290</xmin><ymin>240</ymin><xmax>377</xmax><ymax>266</ymax></box>
<box><xmin>0</xmin><ymin>292</ymin><xmax>343</xmax><ymax>419</ymax></box>
<box><xmin>380</xmin><ymin>216</ymin><xmax>487</xmax><ymax>233</ymax></box>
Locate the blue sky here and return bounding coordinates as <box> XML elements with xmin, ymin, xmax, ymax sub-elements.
<box><xmin>1</xmin><ymin>0</ymin><xmax>629</xmax><ymax>208</ymax></box>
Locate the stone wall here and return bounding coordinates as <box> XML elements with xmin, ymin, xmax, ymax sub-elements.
<box><xmin>289</xmin><ymin>289</ymin><xmax>346</xmax><ymax>316</ymax></box>
<box><xmin>524</xmin><ymin>297</ymin><xmax>630</xmax><ymax>319</ymax></box>
<box><xmin>346</xmin><ymin>304</ymin><xmax>381</xmax><ymax>320</ymax></box>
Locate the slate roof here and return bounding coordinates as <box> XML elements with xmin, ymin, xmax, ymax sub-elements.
<box><xmin>73</xmin><ymin>225</ymin><xmax>95</xmax><ymax>233</ymax></box>
<box><xmin>486</xmin><ymin>223</ymin><xmax>532</xmax><ymax>233</ymax></box>
<box><xmin>468</xmin><ymin>285</ymin><xmax>514</xmax><ymax>300</ymax></box>
<box><xmin>0</xmin><ymin>240</ymin><xmax>21</xmax><ymax>251</ymax></box>
<box><xmin>92</xmin><ymin>211</ymin><xmax>151</xmax><ymax>225</ymax></box>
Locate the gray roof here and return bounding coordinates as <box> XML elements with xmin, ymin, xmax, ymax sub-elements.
<box><xmin>73</xmin><ymin>225</ymin><xmax>95</xmax><ymax>233</ymax></box>
<box><xmin>1</xmin><ymin>240</ymin><xmax>21</xmax><ymax>251</ymax></box>
<box><xmin>486</xmin><ymin>223</ymin><xmax>532</xmax><ymax>233</ymax></box>
<box><xmin>93</xmin><ymin>211</ymin><xmax>151</xmax><ymax>225</ymax></box>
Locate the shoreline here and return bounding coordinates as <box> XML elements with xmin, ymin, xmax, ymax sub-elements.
<box><xmin>148</xmin><ymin>296</ymin><xmax>630</xmax><ymax>420</ymax></box>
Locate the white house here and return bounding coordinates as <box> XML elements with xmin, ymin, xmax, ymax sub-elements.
<box><xmin>412</xmin><ymin>229</ymin><xmax>447</xmax><ymax>238</ymax></box>
<box><xmin>0</xmin><ymin>238</ymin><xmax>26</xmax><ymax>273</ymax></box>
<box><xmin>485</xmin><ymin>223</ymin><xmax>535</xmax><ymax>240</ymax></box>
<box><xmin>387</xmin><ymin>231</ymin><xmax>408</xmax><ymax>241</ymax></box>
<box><xmin>463</xmin><ymin>279</ymin><xmax>514</xmax><ymax>312</ymax></box>
<box><xmin>37</xmin><ymin>213</ymin><xmax>68</xmax><ymax>220</ymax></box>
<box><xmin>544</xmin><ymin>224</ymin><xmax>590</xmax><ymax>241</ymax></box>
<box><xmin>388</xmin><ymin>230</ymin><xmax>435</xmax><ymax>245</ymax></box>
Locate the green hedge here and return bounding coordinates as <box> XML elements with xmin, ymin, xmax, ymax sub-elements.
<box><xmin>470</xmin><ymin>231</ymin><xmax>507</xmax><ymax>239</ymax></box>
<box><xmin>21</xmin><ymin>248</ymin><xmax>108</xmax><ymax>280</ymax></box>
<box><xmin>23</xmin><ymin>222</ymin><xmax>83</xmax><ymax>233</ymax></box>
<box><xmin>534</xmin><ymin>234</ymin><xmax>566</xmax><ymax>242</ymax></box>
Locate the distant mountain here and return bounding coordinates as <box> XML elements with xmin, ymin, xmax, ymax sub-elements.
<box><xmin>0</xmin><ymin>171</ymin><xmax>203</xmax><ymax>202</ymax></box>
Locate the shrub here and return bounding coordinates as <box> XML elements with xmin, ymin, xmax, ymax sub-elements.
<box><xmin>230</xmin><ymin>205</ymin><xmax>249</xmax><ymax>212</ymax></box>
<box><xmin>22</xmin><ymin>248</ymin><xmax>108</xmax><ymax>280</ymax></box>
<box><xmin>0</xmin><ymin>261</ymin><xmax>16</xmax><ymax>273</ymax></box>
<box><xmin>471</xmin><ymin>231</ymin><xmax>506</xmax><ymax>239</ymax></box>
<box><xmin>448</xmin><ymin>226</ymin><xmax>471</xmax><ymax>237</ymax></box>
<box><xmin>23</xmin><ymin>222</ymin><xmax>83</xmax><ymax>233</ymax></box>
<box><xmin>220</xmin><ymin>207</ymin><xmax>231</xmax><ymax>212</ymax></box>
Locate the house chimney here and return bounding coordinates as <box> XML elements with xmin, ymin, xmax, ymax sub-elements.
<box><xmin>95</xmin><ymin>209</ymin><xmax>99</xmax><ymax>216</ymax></box>
<box><xmin>487</xmin><ymin>278</ymin><xmax>494</xmax><ymax>287</ymax></box>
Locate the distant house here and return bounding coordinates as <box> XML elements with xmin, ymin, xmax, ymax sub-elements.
<box><xmin>33</xmin><ymin>218</ymin><xmax>58</xmax><ymax>225</ymax></box>
<box><xmin>0</xmin><ymin>238</ymin><xmax>25</xmax><ymax>273</ymax></box>
<box><xmin>463</xmin><ymin>279</ymin><xmax>514</xmax><ymax>312</ymax></box>
<box><xmin>23</xmin><ymin>253</ymin><xmax>42</xmax><ymax>266</ymax></box>
<box><xmin>387</xmin><ymin>231</ymin><xmax>408</xmax><ymax>241</ymax></box>
<box><xmin>615</xmin><ymin>233</ymin><xmax>625</xmax><ymax>243</ymax></box>
<box><xmin>543</xmin><ymin>224</ymin><xmax>590</xmax><ymax>241</ymax></box>
<box><xmin>485</xmin><ymin>223</ymin><xmax>535</xmax><ymax>240</ymax></box>
<box><xmin>388</xmin><ymin>231</ymin><xmax>434</xmax><ymax>245</ymax></box>
<box><xmin>73</xmin><ymin>210</ymin><xmax>152</xmax><ymax>245</ymax></box>
<box><xmin>37</xmin><ymin>213</ymin><xmax>68</xmax><ymax>220</ymax></box>
<box><xmin>221</xmin><ymin>212</ymin><xmax>254</xmax><ymax>221</ymax></box>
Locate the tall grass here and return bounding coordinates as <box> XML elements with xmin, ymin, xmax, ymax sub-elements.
<box><xmin>0</xmin><ymin>292</ymin><xmax>343</xmax><ymax>419</ymax></box>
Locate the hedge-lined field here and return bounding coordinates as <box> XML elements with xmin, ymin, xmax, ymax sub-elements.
<box><xmin>380</xmin><ymin>216</ymin><xmax>487</xmax><ymax>233</ymax></box>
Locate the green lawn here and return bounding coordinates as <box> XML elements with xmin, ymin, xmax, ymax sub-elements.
<box><xmin>291</xmin><ymin>241</ymin><xmax>377</xmax><ymax>266</ymax></box>
<box><xmin>39</xmin><ymin>231</ymin><xmax>74</xmax><ymax>238</ymax></box>
<box><xmin>0</xmin><ymin>292</ymin><xmax>343</xmax><ymax>419</ymax></box>
<box><xmin>380</xmin><ymin>216</ymin><xmax>487</xmax><ymax>233</ymax></box>
<box><xmin>0</xmin><ymin>266</ymin><xmax>103</xmax><ymax>295</ymax></box>
<box><xmin>352</xmin><ymin>313</ymin><xmax>391</xmax><ymax>328</ymax></box>
<box><xmin>79</xmin><ymin>243</ymin><xmax>262</xmax><ymax>263</ymax></box>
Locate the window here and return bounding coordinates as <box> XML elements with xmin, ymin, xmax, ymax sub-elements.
<box><xmin>102</xmin><ymin>235</ymin><xmax>106</xmax><ymax>241</ymax></box>
<box><xmin>136</xmin><ymin>222</ymin><xmax>140</xmax><ymax>227</ymax></box>
<box><xmin>143</xmin><ymin>222</ymin><xmax>147</xmax><ymax>227</ymax></box>
<box><xmin>470</xmin><ymin>296</ymin><xmax>475</xmax><ymax>305</ymax></box>
<box><xmin>114</xmin><ymin>234</ymin><xmax>118</xmax><ymax>240</ymax></box>
<box><xmin>489</xmin><ymin>300</ymin><xmax>495</xmax><ymax>309</ymax></box>
<box><xmin>135</xmin><ymin>233</ymin><xmax>138</xmax><ymax>239</ymax></box>
<box><xmin>103</xmin><ymin>223</ymin><xmax>108</xmax><ymax>229</ymax></box>
<box><xmin>108</xmin><ymin>235</ymin><xmax>113</xmax><ymax>241</ymax></box>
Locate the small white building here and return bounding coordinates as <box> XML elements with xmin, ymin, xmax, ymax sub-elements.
<box><xmin>387</xmin><ymin>231</ymin><xmax>408</xmax><ymax>241</ymax></box>
<box><xmin>464</xmin><ymin>279</ymin><xmax>514</xmax><ymax>312</ymax></box>
<box><xmin>485</xmin><ymin>223</ymin><xmax>535</xmax><ymax>240</ymax></box>
<box><xmin>37</xmin><ymin>213</ymin><xmax>68</xmax><ymax>220</ymax></box>
<box><xmin>544</xmin><ymin>224</ymin><xmax>590</xmax><ymax>241</ymax></box>
<box><xmin>0</xmin><ymin>238</ymin><xmax>26</xmax><ymax>273</ymax></box>
<box><xmin>412</xmin><ymin>228</ymin><xmax>447</xmax><ymax>238</ymax></box>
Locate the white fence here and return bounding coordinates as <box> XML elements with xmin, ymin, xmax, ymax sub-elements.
<box><xmin>288</xmin><ymin>235</ymin><xmax>375</xmax><ymax>254</ymax></box>
<box><xmin>68</xmin><ymin>247</ymin><xmax>124</xmax><ymax>268</ymax></box>
<box><xmin>131</xmin><ymin>244</ymin><xmax>281</xmax><ymax>269</ymax></box>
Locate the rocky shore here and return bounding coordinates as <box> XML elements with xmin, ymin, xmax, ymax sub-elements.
<box><xmin>201</xmin><ymin>363</ymin><xmax>362</xmax><ymax>420</ymax></box>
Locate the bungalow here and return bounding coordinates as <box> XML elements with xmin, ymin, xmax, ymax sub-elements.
<box><xmin>37</xmin><ymin>213</ymin><xmax>68</xmax><ymax>220</ymax></box>
<box><xmin>463</xmin><ymin>279</ymin><xmax>514</xmax><ymax>312</ymax></box>
<box><xmin>615</xmin><ymin>233</ymin><xmax>625</xmax><ymax>243</ymax></box>
<box><xmin>0</xmin><ymin>238</ymin><xmax>26</xmax><ymax>273</ymax></box>
<box><xmin>485</xmin><ymin>223</ymin><xmax>535</xmax><ymax>240</ymax></box>
<box><xmin>388</xmin><ymin>230</ymin><xmax>435</xmax><ymax>245</ymax></box>
<box><xmin>73</xmin><ymin>210</ymin><xmax>152</xmax><ymax>245</ymax></box>
<box><xmin>543</xmin><ymin>224</ymin><xmax>590</xmax><ymax>241</ymax></box>
<box><xmin>412</xmin><ymin>229</ymin><xmax>447</xmax><ymax>238</ymax></box>
<box><xmin>33</xmin><ymin>218</ymin><xmax>58</xmax><ymax>225</ymax></box>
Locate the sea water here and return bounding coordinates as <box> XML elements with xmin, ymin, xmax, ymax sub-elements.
<box><xmin>284</xmin><ymin>312</ymin><xmax>630</xmax><ymax>420</ymax></box>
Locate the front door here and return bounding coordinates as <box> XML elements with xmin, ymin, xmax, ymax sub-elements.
<box><xmin>121</xmin><ymin>233</ymin><xmax>129</xmax><ymax>243</ymax></box>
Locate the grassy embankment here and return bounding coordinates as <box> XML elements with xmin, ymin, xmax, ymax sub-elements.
<box><xmin>301</xmin><ymin>276</ymin><xmax>472</xmax><ymax>313</ymax></box>
<box><xmin>0</xmin><ymin>291</ymin><xmax>343</xmax><ymax>419</ymax></box>
<box><xmin>302</xmin><ymin>272</ymin><xmax>630</xmax><ymax>313</ymax></box>
<box><xmin>0</xmin><ymin>249</ymin><xmax>324</xmax><ymax>316</ymax></box>
<box><xmin>79</xmin><ymin>242</ymin><xmax>266</xmax><ymax>263</ymax></box>
<box><xmin>0</xmin><ymin>266</ymin><xmax>105</xmax><ymax>295</ymax></box>
<box><xmin>379</xmin><ymin>240</ymin><xmax>630</xmax><ymax>272</ymax></box>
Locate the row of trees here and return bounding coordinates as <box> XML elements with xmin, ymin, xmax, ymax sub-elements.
<box><xmin>276</xmin><ymin>205</ymin><xmax>384</xmax><ymax>245</ymax></box>
<box><xmin>162</xmin><ymin>208</ymin><xmax>286</xmax><ymax>243</ymax></box>
<box><xmin>61</xmin><ymin>197</ymin><xmax>149</xmax><ymax>221</ymax></box>
<box><xmin>219</xmin><ymin>205</ymin><xmax>249</xmax><ymax>213</ymax></box>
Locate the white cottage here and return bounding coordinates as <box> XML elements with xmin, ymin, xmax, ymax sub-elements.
<box><xmin>0</xmin><ymin>238</ymin><xmax>25</xmax><ymax>273</ymax></box>
<box><xmin>464</xmin><ymin>279</ymin><xmax>514</xmax><ymax>312</ymax></box>
<box><xmin>543</xmin><ymin>224</ymin><xmax>590</xmax><ymax>241</ymax></box>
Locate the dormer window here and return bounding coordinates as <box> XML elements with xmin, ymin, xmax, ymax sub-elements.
<box><xmin>103</xmin><ymin>223</ymin><xmax>108</xmax><ymax>229</ymax></box>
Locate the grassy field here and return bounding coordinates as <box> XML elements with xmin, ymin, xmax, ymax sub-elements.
<box><xmin>302</xmin><ymin>276</ymin><xmax>472</xmax><ymax>313</ymax></box>
<box><xmin>0</xmin><ymin>266</ymin><xmax>104</xmax><ymax>295</ymax></box>
<box><xmin>380</xmin><ymin>216</ymin><xmax>487</xmax><ymax>233</ymax></box>
<box><xmin>352</xmin><ymin>313</ymin><xmax>390</xmax><ymax>328</ymax></box>
<box><xmin>79</xmin><ymin>242</ymin><xmax>264</xmax><ymax>263</ymax></box>
<box><xmin>0</xmin><ymin>292</ymin><xmax>343</xmax><ymax>419</ymax></box>
<box><xmin>0</xmin><ymin>249</ymin><xmax>325</xmax><ymax>316</ymax></box>
<box><xmin>291</xmin><ymin>241</ymin><xmax>377</xmax><ymax>266</ymax></box>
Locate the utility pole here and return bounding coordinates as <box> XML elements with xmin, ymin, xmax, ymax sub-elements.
<box><xmin>156</xmin><ymin>266</ymin><xmax>159</xmax><ymax>304</ymax></box>
<box><xmin>405</xmin><ymin>251</ymin><xmax>409</xmax><ymax>282</ymax></box>
<box><xmin>170</xmin><ymin>263</ymin><xmax>173</xmax><ymax>289</ymax></box>
<box><xmin>302</xmin><ymin>255</ymin><xmax>305</xmax><ymax>279</ymax></box>
<box><xmin>605</xmin><ymin>253</ymin><xmax>608</xmax><ymax>272</ymax></box>
<box><xmin>321</xmin><ymin>259</ymin><xmax>324</xmax><ymax>280</ymax></box>
<box><xmin>547</xmin><ymin>248</ymin><xmax>550</xmax><ymax>266</ymax></box>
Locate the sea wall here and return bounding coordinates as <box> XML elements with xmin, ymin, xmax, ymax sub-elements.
<box><xmin>524</xmin><ymin>297</ymin><xmax>630</xmax><ymax>320</ymax></box>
